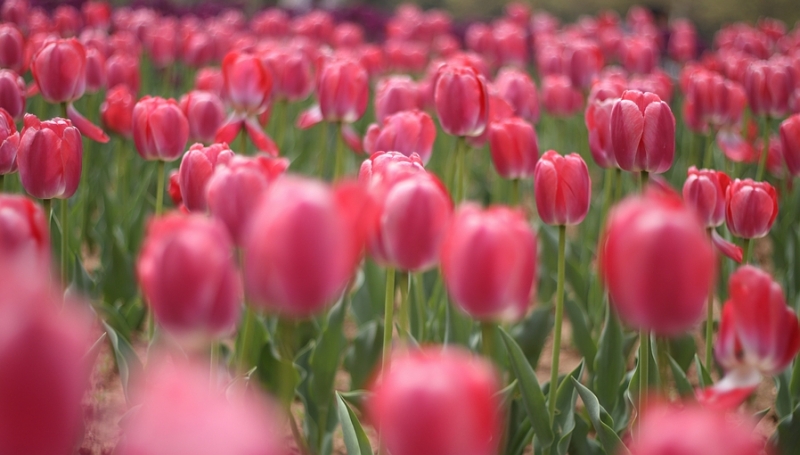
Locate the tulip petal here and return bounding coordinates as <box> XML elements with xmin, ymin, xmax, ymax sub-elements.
<box><xmin>25</xmin><ymin>82</ymin><xmax>39</xmax><ymax>98</ymax></box>
<box><xmin>711</xmin><ymin>230</ymin><xmax>743</xmax><ymax>263</ymax></box>
<box><xmin>245</xmin><ymin>118</ymin><xmax>279</xmax><ymax>157</ymax></box>
<box><xmin>214</xmin><ymin>118</ymin><xmax>243</xmax><ymax>147</ymax></box>
<box><xmin>341</xmin><ymin>124</ymin><xmax>363</xmax><ymax>154</ymax></box>
<box><xmin>695</xmin><ymin>367</ymin><xmax>761</xmax><ymax>411</ymax></box>
<box><xmin>610</xmin><ymin>99</ymin><xmax>644</xmax><ymax>171</ymax></box>
<box><xmin>67</xmin><ymin>104</ymin><xmax>109</xmax><ymax>143</ymax></box>
<box><xmin>296</xmin><ymin>105</ymin><xmax>323</xmax><ymax>130</ymax></box>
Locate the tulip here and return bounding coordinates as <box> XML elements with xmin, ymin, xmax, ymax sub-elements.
<box><xmin>600</xmin><ymin>188</ymin><xmax>716</xmax><ymax>336</ymax></box>
<box><xmin>628</xmin><ymin>403</ymin><xmax>764</xmax><ymax>455</ymax></box>
<box><xmin>132</xmin><ymin>96</ymin><xmax>190</xmax><ymax>162</ymax></box>
<box><xmin>359</xmin><ymin>151</ymin><xmax>426</xmax><ymax>184</ymax></box>
<box><xmin>780</xmin><ymin>114</ymin><xmax>800</xmax><ymax>176</ymax></box>
<box><xmin>168</xmin><ymin>170</ymin><xmax>182</xmax><ymax>207</ymax></box>
<box><xmin>493</xmin><ymin>21</ymin><xmax>527</xmax><ymax>68</ymax></box>
<box><xmin>564</xmin><ymin>40</ymin><xmax>604</xmax><ymax>89</ymax></box>
<box><xmin>116</xmin><ymin>360</ymin><xmax>286</xmax><ymax>455</ymax></box>
<box><xmin>725</xmin><ymin>178</ymin><xmax>778</xmax><ymax>241</ymax></box>
<box><xmin>441</xmin><ymin>203</ymin><xmax>537</xmax><ymax>321</ymax></box>
<box><xmin>1</xmin><ymin>0</ymin><xmax>27</xmax><ymax>28</ymax></box>
<box><xmin>465</xmin><ymin>23</ymin><xmax>497</xmax><ymax>68</ymax></box>
<box><xmin>384</xmin><ymin>39</ymin><xmax>428</xmax><ymax>74</ymax></box>
<box><xmin>84</xmin><ymin>45</ymin><xmax>106</xmax><ymax>93</ymax></box>
<box><xmin>0</xmin><ymin>69</ymin><xmax>25</xmax><ymax>119</ymax></box>
<box><xmin>619</xmin><ymin>35</ymin><xmax>658</xmax><ymax>74</ymax></box>
<box><xmin>541</xmin><ymin>75</ymin><xmax>583</xmax><ymax>118</ymax></box>
<box><xmin>179</xmin><ymin>91</ymin><xmax>226</xmax><ymax>144</ymax></box>
<box><xmin>585</xmin><ymin>78</ymin><xmax>626</xmax><ymax>169</ymax></box>
<box><xmin>206</xmin><ymin>154</ymin><xmax>289</xmax><ymax>245</ymax></box>
<box><xmin>488</xmin><ymin>117</ymin><xmax>539</xmax><ymax>180</ymax></box>
<box><xmin>0</xmin><ymin>108</ymin><xmax>19</xmax><ymax>177</ymax></box>
<box><xmin>178</xmin><ymin>143</ymin><xmax>235</xmax><ymax>212</ymax></box>
<box><xmin>374</xmin><ymin>76</ymin><xmax>421</xmax><ymax>123</ymax></box>
<box><xmin>17</xmin><ymin>115</ymin><xmax>82</xmax><ymax>200</ymax></box>
<box><xmin>243</xmin><ymin>176</ymin><xmax>366</xmax><ymax>318</ymax></box>
<box><xmin>143</xmin><ymin>24</ymin><xmax>178</xmax><ymax>69</ymax></box>
<box><xmin>682</xmin><ymin>167</ymin><xmax>731</xmax><ymax>228</ymax></box>
<box><xmin>363</xmin><ymin>110</ymin><xmax>436</xmax><ymax>164</ymax></box>
<box><xmin>262</xmin><ymin>46</ymin><xmax>314</xmax><ymax>102</ymax></box>
<box><xmin>0</xmin><ymin>23</ymin><xmax>25</xmax><ymax>73</ymax></box>
<box><xmin>0</xmin><ymin>194</ymin><xmax>49</xmax><ymax>264</ymax></box>
<box><xmin>368</xmin><ymin>347</ymin><xmax>502</xmax><ymax>455</ymax></box>
<box><xmin>100</xmin><ymin>84</ymin><xmax>136</xmax><ymax>138</ymax></box>
<box><xmin>317</xmin><ymin>57</ymin><xmax>369</xmax><ymax>123</ymax></box>
<box><xmin>83</xmin><ymin>1</ymin><xmax>111</xmax><ymax>30</ymax></box>
<box><xmin>494</xmin><ymin>68</ymin><xmax>539</xmax><ymax>123</ymax></box>
<box><xmin>744</xmin><ymin>58</ymin><xmax>794</xmax><ymax>119</ymax></box>
<box><xmin>53</xmin><ymin>6</ymin><xmax>82</xmax><ymax>38</ymax></box>
<box><xmin>434</xmin><ymin>63</ymin><xmax>489</xmax><ymax>137</ymax></box>
<box><xmin>105</xmin><ymin>52</ymin><xmax>141</xmax><ymax>93</ymax></box>
<box><xmin>195</xmin><ymin>67</ymin><xmax>224</xmax><ymax>97</ymax></box>
<box><xmin>137</xmin><ymin>213</ymin><xmax>241</xmax><ymax>339</ymax></box>
<box><xmin>534</xmin><ymin>150</ymin><xmax>591</xmax><ymax>226</ymax></box>
<box><xmin>610</xmin><ymin>89</ymin><xmax>675</xmax><ymax>174</ymax></box>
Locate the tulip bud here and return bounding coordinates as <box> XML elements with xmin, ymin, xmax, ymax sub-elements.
<box><xmin>564</xmin><ymin>40</ymin><xmax>604</xmax><ymax>89</ymax></box>
<box><xmin>610</xmin><ymin>89</ymin><xmax>675</xmax><ymax>174</ymax></box>
<box><xmin>725</xmin><ymin>179</ymin><xmax>778</xmax><ymax>239</ymax></box>
<box><xmin>105</xmin><ymin>52</ymin><xmax>141</xmax><ymax>93</ymax></box>
<box><xmin>368</xmin><ymin>347</ymin><xmax>502</xmax><ymax>455</ymax></box>
<box><xmin>493</xmin><ymin>21</ymin><xmax>527</xmax><ymax>68</ymax></box>
<box><xmin>318</xmin><ymin>57</ymin><xmax>369</xmax><ymax>123</ymax></box>
<box><xmin>222</xmin><ymin>51</ymin><xmax>273</xmax><ymax>116</ymax></box>
<box><xmin>195</xmin><ymin>67</ymin><xmax>224</xmax><ymax>98</ymax></box>
<box><xmin>0</xmin><ymin>194</ymin><xmax>49</xmax><ymax>264</ymax></box>
<box><xmin>206</xmin><ymin>154</ymin><xmax>289</xmax><ymax>245</ymax></box>
<box><xmin>440</xmin><ymin>203</ymin><xmax>537</xmax><ymax>321</ymax></box>
<box><xmin>0</xmin><ymin>69</ymin><xmax>26</xmax><ymax>119</ymax></box>
<box><xmin>179</xmin><ymin>91</ymin><xmax>226</xmax><ymax>144</ymax></box>
<box><xmin>541</xmin><ymin>75</ymin><xmax>583</xmax><ymax>118</ymax></box>
<box><xmin>168</xmin><ymin>170</ymin><xmax>182</xmax><ymax>207</ymax></box>
<box><xmin>262</xmin><ymin>46</ymin><xmax>314</xmax><ymax>103</ymax></box>
<box><xmin>17</xmin><ymin>115</ymin><xmax>82</xmax><ymax>200</ymax></box>
<box><xmin>116</xmin><ymin>360</ymin><xmax>286</xmax><ymax>455</ymax></box>
<box><xmin>744</xmin><ymin>58</ymin><xmax>795</xmax><ymax>118</ymax></box>
<box><xmin>83</xmin><ymin>1</ymin><xmax>111</xmax><ymax>30</ymax></box>
<box><xmin>137</xmin><ymin>213</ymin><xmax>241</xmax><ymax>339</ymax></box>
<box><xmin>84</xmin><ymin>45</ymin><xmax>106</xmax><ymax>93</ymax></box>
<box><xmin>0</xmin><ymin>108</ymin><xmax>19</xmax><ymax>175</ymax></box>
<box><xmin>0</xmin><ymin>23</ymin><xmax>25</xmax><ymax>73</ymax></box>
<box><xmin>100</xmin><ymin>84</ymin><xmax>136</xmax><ymax>138</ymax></box>
<box><xmin>132</xmin><ymin>96</ymin><xmax>190</xmax><ymax>161</ymax></box>
<box><xmin>434</xmin><ymin>63</ymin><xmax>490</xmax><ymax>137</ymax></box>
<box><xmin>780</xmin><ymin>114</ymin><xmax>800</xmax><ymax>176</ymax></box>
<box><xmin>494</xmin><ymin>68</ymin><xmax>539</xmax><ymax>123</ymax></box>
<box><xmin>600</xmin><ymin>189</ymin><xmax>716</xmax><ymax>335</ymax></box>
<box><xmin>243</xmin><ymin>177</ymin><xmax>366</xmax><ymax>318</ymax></box>
<box><xmin>682</xmin><ymin>167</ymin><xmax>731</xmax><ymax>228</ymax></box>
<box><xmin>143</xmin><ymin>23</ymin><xmax>178</xmax><ymax>69</ymax></box>
<box><xmin>359</xmin><ymin>151</ymin><xmax>426</xmax><ymax>184</ymax></box>
<box><xmin>585</xmin><ymin>81</ymin><xmax>623</xmax><ymax>169</ymax></box>
<box><xmin>53</xmin><ymin>6</ymin><xmax>82</xmax><ymax>38</ymax></box>
<box><xmin>534</xmin><ymin>150</ymin><xmax>591</xmax><ymax>225</ymax></box>
<box><xmin>178</xmin><ymin>143</ymin><xmax>235</xmax><ymax>212</ymax></box>
<box><xmin>374</xmin><ymin>76</ymin><xmax>421</xmax><ymax>123</ymax></box>
<box><xmin>363</xmin><ymin>110</ymin><xmax>436</xmax><ymax>164</ymax></box>
<box><xmin>30</xmin><ymin>38</ymin><xmax>87</xmax><ymax>104</ymax></box>
<box><xmin>488</xmin><ymin>117</ymin><xmax>539</xmax><ymax>179</ymax></box>
<box><xmin>619</xmin><ymin>35</ymin><xmax>658</xmax><ymax>74</ymax></box>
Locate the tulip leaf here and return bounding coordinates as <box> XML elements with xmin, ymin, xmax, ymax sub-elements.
<box><xmin>693</xmin><ymin>354</ymin><xmax>713</xmax><ymax>389</ymax></box>
<box><xmin>571</xmin><ymin>378</ymin><xmax>628</xmax><ymax>455</ymax></box>
<box><xmin>776</xmin><ymin>403</ymin><xmax>800</xmax><ymax>454</ymax></box>
<box><xmin>668</xmin><ymin>334</ymin><xmax>697</xmax><ymax>372</ymax></box>
<box><xmin>510</xmin><ymin>305</ymin><xmax>554</xmax><ymax>370</ymax></box>
<box><xmin>344</xmin><ymin>321</ymin><xmax>383</xmax><ymax>391</ymax></box>
<box><xmin>257</xmin><ymin>339</ymin><xmax>300</xmax><ymax>408</ymax></box>
<box><xmin>668</xmin><ymin>355</ymin><xmax>695</xmax><ymax>397</ymax></box>
<box><xmin>336</xmin><ymin>393</ymin><xmax>373</xmax><ymax>455</ymax></box>
<box><xmin>564</xmin><ymin>298</ymin><xmax>597</xmax><ymax>367</ymax></box>
<box><xmin>593</xmin><ymin>310</ymin><xmax>624</xmax><ymax>414</ymax></box>
<box><xmin>310</xmin><ymin>298</ymin><xmax>348</xmax><ymax>406</ymax></box>
<box><xmin>102</xmin><ymin>321</ymin><xmax>142</xmax><ymax>404</ymax></box>
<box><xmin>775</xmin><ymin>371</ymin><xmax>793</xmax><ymax>419</ymax></box>
<box><xmin>496</xmin><ymin>379</ymin><xmax>519</xmax><ymax>407</ymax></box>
<box><xmin>553</xmin><ymin>361</ymin><xmax>585</xmax><ymax>455</ymax></box>
<box><xmin>499</xmin><ymin>327</ymin><xmax>554</xmax><ymax>448</ymax></box>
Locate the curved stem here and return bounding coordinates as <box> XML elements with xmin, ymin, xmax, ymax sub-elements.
<box><xmin>333</xmin><ymin>123</ymin><xmax>345</xmax><ymax>180</ymax></box>
<box><xmin>756</xmin><ymin>116</ymin><xmax>770</xmax><ymax>181</ymax></box>
<box><xmin>548</xmin><ymin>225</ymin><xmax>567</xmax><ymax>423</ymax></box>
<box><xmin>705</xmin><ymin>229</ymin><xmax>715</xmax><ymax>368</ymax></box>
<box><xmin>481</xmin><ymin>321</ymin><xmax>496</xmax><ymax>361</ymax></box>
<box><xmin>155</xmin><ymin>160</ymin><xmax>166</xmax><ymax>216</ymax></box>
<box><xmin>703</xmin><ymin>132</ymin><xmax>715</xmax><ymax>169</ymax></box>
<box><xmin>60</xmin><ymin>198</ymin><xmax>69</xmax><ymax>285</ymax></box>
<box><xmin>397</xmin><ymin>271</ymin><xmax>410</xmax><ymax>342</ymax></box>
<box><xmin>382</xmin><ymin>267</ymin><xmax>396</xmax><ymax>371</ymax></box>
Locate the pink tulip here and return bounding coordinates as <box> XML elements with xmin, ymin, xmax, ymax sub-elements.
<box><xmin>744</xmin><ymin>58</ymin><xmax>795</xmax><ymax>118</ymax></box>
<box><xmin>374</xmin><ymin>76</ymin><xmax>421</xmax><ymax>123</ymax></box>
<box><xmin>100</xmin><ymin>84</ymin><xmax>135</xmax><ymax>138</ymax></box>
<box><xmin>0</xmin><ymin>69</ymin><xmax>26</xmax><ymax>119</ymax></box>
<box><xmin>318</xmin><ymin>57</ymin><xmax>369</xmax><ymax>123</ymax></box>
<box><xmin>105</xmin><ymin>52</ymin><xmax>140</xmax><ymax>93</ymax></box>
<box><xmin>17</xmin><ymin>115</ymin><xmax>82</xmax><ymax>200</ymax></box>
<box><xmin>132</xmin><ymin>96</ymin><xmax>190</xmax><ymax>161</ymax></box>
<box><xmin>585</xmin><ymin>79</ymin><xmax>625</xmax><ymax>169</ymax></box>
<box><xmin>179</xmin><ymin>91</ymin><xmax>226</xmax><ymax>144</ymax></box>
<box><xmin>195</xmin><ymin>67</ymin><xmax>224</xmax><ymax>98</ymax></box>
<box><xmin>780</xmin><ymin>114</ymin><xmax>800</xmax><ymax>176</ymax></box>
<box><xmin>84</xmin><ymin>45</ymin><xmax>106</xmax><ymax>93</ymax></box>
<box><xmin>359</xmin><ymin>151</ymin><xmax>426</xmax><ymax>184</ymax></box>
<box><xmin>534</xmin><ymin>150</ymin><xmax>591</xmax><ymax>225</ymax></box>
<box><xmin>541</xmin><ymin>75</ymin><xmax>583</xmax><ymax>118</ymax></box>
<box><xmin>221</xmin><ymin>50</ymin><xmax>273</xmax><ymax>116</ymax></box>
<box><xmin>0</xmin><ymin>194</ymin><xmax>49</xmax><ymax>264</ymax></box>
<box><xmin>494</xmin><ymin>68</ymin><xmax>539</xmax><ymax>123</ymax></box>
<box><xmin>488</xmin><ymin>117</ymin><xmax>539</xmax><ymax>179</ymax></box>
<box><xmin>434</xmin><ymin>63</ymin><xmax>490</xmax><ymax>137</ymax></box>
<box><xmin>363</xmin><ymin>110</ymin><xmax>436</xmax><ymax>164</ymax></box>
<box><xmin>0</xmin><ymin>23</ymin><xmax>25</xmax><ymax>73</ymax></box>
<box><xmin>262</xmin><ymin>45</ymin><xmax>314</xmax><ymax>102</ymax></box>
<box><xmin>682</xmin><ymin>167</ymin><xmax>731</xmax><ymax>228</ymax></box>
<box><xmin>564</xmin><ymin>40</ymin><xmax>604</xmax><ymax>89</ymax></box>
<box><xmin>619</xmin><ymin>35</ymin><xmax>658</xmax><ymax>74</ymax></box>
<box><xmin>178</xmin><ymin>143</ymin><xmax>235</xmax><ymax>212</ymax></box>
<box><xmin>0</xmin><ymin>108</ymin><xmax>19</xmax><ymax>175</ymax></box>
<box><xmin>610</xmin><ymin>89</ymin><xmax>675</xmax><ymax>173</ymax></box>
<box><xmin>725</xmin><ymin>179</ymin><xmax>778</xmax><ymax>239</ymax></box>
<box><xmin>493</xmin><ymin>21</ymin><xmax>527</xmax><ymax>68</ymax></box>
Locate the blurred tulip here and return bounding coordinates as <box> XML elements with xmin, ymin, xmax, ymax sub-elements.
<box><xmin>441</xmin><ymin>203</ymin><xmax>537</xmax><ymax>321</ymax></box>
<box><xmin>493</xmin><ymin>21</ymin><xmax>527</xmax><ymax>68</ymax></box>
<box><xmin>494</xmin><ymin>68</ymin><xmax>539</xmax><ymax>123</ymax></box>
<box><xmin>682</xmin><ymin>167</ymin><xmax>731</xmax><ymax>228</ymax></box>
<box><xmin>585</xmin><ymin>80</ymin><xmax>625</xmax><ymax>169</ymax></box>
<box><xmin>178</xmin><ymin>143</ymin><xmax>234</xmax><ymax>212</ymax></box>
<box><xmin>85</xmin><ymin>46</ymin><xmax>106</xmax><ymax>93</ymax></box>
<box><xmin>374</xmin><ymin>76</ymin><xmax>421</xmax><ymax>123</ymax></box>
<box><xmin>206</xmin><ymin>154</ymin><xmax>288</xmax><ymax>245</ymax></box>
<box><xmin>195</xmin><ymin>67</ymin><xmax>224</xmax><ymax>97</ymax></box>
<box><xmin>359</xmin><ymin>151</ymin><xmax>426</xmax><ymax>184</ymax></box>
<box><xmin>619</xmin><ymin>35</ymin><xmax>658</xmax><ymax>74</ymax></box>
<box><xmin>137</xmin><ymin>213</ymin><xmax>241</xmax><ymax>339</ymax></box>
<box><xmin>0</xmin><ymin>23</ymin><xmax>25</xmax><ymax>73</ymax></box>
<box><xmin>0</xmin><ymin>108</ymin><xmax>19</xmax><ymax>175</ymax></box>
<box><xmin>541</xmin><ymin>75</ymin><xmax>583</xmax><ymax>118</ymax></box>
<box><xmin>100</xmin><ymin>84</ymin><xmax>136</xmax><ymax>138</ymax></box>
<box><xmin>669</xmin><ymin>20</ymin><xmax>698</xmax><ymax>63</ymax></box>
<box><xmin>368</xmin><ymin>347</ymin><xmax>502</xmax><ymax>455</ymax></box>
<box><xmin>53</xmin><ymin>5</ymin><xmax>82</xmax><ymax>38</ymax></box>
<box><xmin>610</xmin><ymin>90</ymin><xmax>675</xmax><ymax>174</ymax></box>
<box><xmin>105</xmin><ymin>52</ymin><xmax>140</xmax><ymax>93</ymax></box>
<box><xmin>17</xmin><ymin>115</ymin><xmax>82</xmax><ymax>200</ymax></box>
<box><xmin>725</xmin><ymin>179</ymin><xmax>778</xmax><ymax>239</ymax></box>
<box><xmin>488</xmin><ymin>117</ymin><xmax>539</xmax><ymax>179</ymax></box>
<box><xmin>168</xmin><ymin>170</ymin><xmax>182</xmax><ymax>207</ymax></box>
<box><xmin>434</xmin><ymin>63</ymin><xmax>489</xmax><ymax>137</ymax></box>
<box><xmin>780</xmin><ymin>114</ymin><xmax>800</xmax><ymax>176</ymax></box>
<box><xmin>564</xmin><ymin>40</ymin><xmax>604</xmax><ymax>89</ymax></box>
<box><xmin>83</xmin><ymin>1</ymin><xmax>111</xmax><ymax>30</ymax></box>
<box><xmin>384</xmin><ymin>39</ymin><xmax>428</xmax><ymax>74</ymax></box>
<box><xmin>364</xmin><ymin>110</ymin><xmax>436</xmax><ymax>164</ymax></box>
<box><xmin>221</xmin><ymin>51</ymin><xmax>272</xmax><ymax>116</ymax></box>
<box><xmin>0</xmin><ymin>194</ymin><xmax>49</xmax><ymax>263</ymax></box>
<box><xmin>682</xmin><ymin>70</ymin><xmax>746</xmax><ymax>134</ymax></box>
<box><xmin>0</xmin><ymin>69</ymin><xmax>25</xmax><ymax>119</ymax></box>
<box><xmin>318</xmin><ymin>57</ymin><xmax>369</xmax><ymax>123</ymax></box>
<box><xmin>132</xmin><ymin>96</ymin><xmax>190</xmax><ymax>161</ymax></box>
<box><xmin>179</xmin><ymin>91</ymin><xmax>226</xmax><ymax>144</ymax></box>
<box><xmin>243</xmin><ymin>177</ymin><xmax>366</xmax><ymax>318</ymax></box>
<box><xmin>600</xmin><ymin>188</ymin><xmax>716</xmax><ymax>335</ymax></box>
<box><xmin>143</xmin><ymin>23</ymin><xmax>178</xmax><ymax>69</ymax></box>
<box><xmin>116</xmin><ymin>360</ymin><xmax>286</xmax><ymax>455</ymax></box>
<box><xmin>534</xmin><ymin>150</ymin><xmax>591</xmax><ymax>225</ymax></box>
<box><xmin>262</xmin><ymin>46</ymin><xmax>314</xmax><ymax>102</ymax></box>
<box><xmin>744</xmin><ymin>58</ymin><xmax>795</xmax><ymax>118</ymax></box>
<box><xmin>1</xmin><ymin>0</ymin><xmax>27</xmax><ymax>29</ymax></box>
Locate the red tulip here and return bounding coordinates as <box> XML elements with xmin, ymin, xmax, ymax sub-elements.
<box><xmin>100</xmin><ymin>84</ymin><xmax>136</xmax><ymax>138</ymax></box>
<box><xmin>725</xmin><ymin>179</ymin><xmax>778</xmax><ymax>239</ymax></box>
<box><xmin>600</xmin><ymin>188</ymin><xmax>716</xmax><ymax>335</ymax></box>
<box><xmin>358</xmin><ymin>151</ymin><xmax>426</xmax><ymax>184</ymax></box>
<box><xmin>363</xmin><ymin>110</ymin><xmax>436</xmax><ymax>164</ymax></box>
<box><xmin>84</xmin><ymin>45</ymin><xmax>106</xmax><ymax>93</ymax></box>
<box><xmin>488</xmin><ymin>117</ymin><xmax>539</xmax><ymax>179</ymax></box>
<box><xmin>744</xmin><ymin>58</ymin><xmax>795</xmax><ymax>118</ymax></box>
<box><xmin>780</xmin><ymin>114</ymin><xmax>800</xmax><ymax>176</ymax></box>
<box><xmin>53</xmin><ymin>6</ymin><xmax>82</xmax><ymax>38</ymax></box>
<box><xmin>465</xmin><ymin>23</ymin><xmax>497</xmax><ymax>68</ymax></box>
<box><xmin>375</xmin><ymin>76</ymin><xmax>421</xmax><ymax>123</ymax></box>
<box><xmin>683</xmin><ymin>70</ymin><xmax>746</xmax><ymax>133</ymax></box>
<box><xmin>0</xmin><ymin>108</ymin><xmax>19</xmax><ymax>175</ymax></box>
<box><xmin>195</xmin><ymin>67</ymin><xmax>224</xmax><ymax>98</ymax></box>
<box><xmin>534</xmin><ymin>150</ymin><xmax>591</xmax><ymax>225</ymax></box>
<box><xmin>17</xmin><ymin>115</ymin><xmax>82</xmax><ymax>200</ymax></box>
<box><xmin>493</xmin><ymin>21</ymin><xmax>527</xmax><ymax>68</ymax></box>
<box><xmin>668</xmin><ymin>20</ymin><xmax>698</xmax><ymax>63</ymax></box>
<box><xmin>262</xmin><ymin>45</ymin><xmax>314</xmax><ymax>102</ymax></box>
<box><xmin>221</xmin><ymin>51</ymin><xmax>273</xmax><ymax>116</ymax></box>
<box><xmin>168</xmin><ymin>170</ymin><xmax>182</xmax><ymax>207</ymax></box>
<box><xmin>179</xmin><ymin>91</ymin><xmax>226</xmax><ymax>144</ymax></box>
<box><xmin>0</xmin><ymin>194</ymin><xmax>49</xmax><ymax>264</ymax></box>
<box><xmin>0</xmin><ymin>23</ymin><xmax>25</xmax><ymax>73</ymax></box>
<box><xmin>619</xmin><ymin>35</ymin><xmax>658</xmax><ymax>74</ymax></box>
<box><xmin>368</xmin><ymin>347</ymin><xmax>502</xmax><ymax>455</ymax></box>
<box><xmin>116</xmin><ymin>359</ymin><xmax>286</xmax><ymax>455</ymax></box>
<box><xmin>206</xmin><ymin>154</ymin><xmax>289</xmax><ymax>245</ymax></box>
<box><xmin>178</xmin><ymin>143</ymin><xmax>235</xmax><ymax>212</ymax></box>
<box><xmin>384</xmin><ymin>39</ymin><xmax>429</xmax><ymax>74</ymax></box>
<box><xmin>181</xmin><ymin>30</ymin><xmax>215</xmax><ymax>69</ymax></box>
<box><xmin>243</xmin><ymin>177</ymin><xmax>366</xmax><ymax>318</ymax></box>
<box><xmin>682</xmin><ymin>167</ymin><xmax>731</xmax><ymax>228</ymax></box>
<box><xmin>434</xmin><ymin>63</ymin><xmax>490</xmax><ymax>137</ymax></box>
<box><xmin>82</xmin><ymin>1</ymin><xmax>111</xmax><ymax>30</ymax></box>
<box><xmin>137</xmin><ymin>213</ymin><xmax>241</xmax><ymax>339</ymax></box>
<box><xmin>585</xmin><ymin>79</ymin><xmax>625</xmax><ymax>169</ymax></box>
<box><xmin>494</xmin><ymin>68</ymin><xmax>539</xmax><ymax>123</ymax></box>
<box><xmin>440</xmin><ymin>203</ymin><xmax>537</xmax><ymax>321</ymax></box>
<box><xmin>318</xmin><ymin>57</ymin><xmax>369</xmax><ymax>123</ymax></box>
<box><xmin>0</xmin><ymin>0</ymin><xmax>27</xmax><ymax>32</ymax></box>
<box><xmin>252</xmin><ymin>9</ymin><xmax>290</xmax><ymax>38</ymax></box>
<box><xmin>541</xmin><ymin>75</ymin><xmax>583</xmax><ymax>118</ymax></box>
<box><xmin>610</xmin><ymin>89</ymin><xmax>675</xmax><ymax>174</ymax></box>
<box><xmin>132</xmin><ymin>96</ymin><xmax>190</xmax><ymax>161</ymax></box>
<box><xmin>105</xmin><ymin>52</ymin><xmax>141</xmax><ymax>93</ymax></box>
<box><xmin>564</xmin><ymin>40</ymin><xmax>604</xmax><ymax>89</ymax></box>
<box><xmin>0</xmin><ymin>69</ymin><xmax>25</xmax><ymax>119</ymax></box>
<box><xmin>143</xmin><ymin>23</ymin><xmax>178</xmax><ymax>69</ymax></box>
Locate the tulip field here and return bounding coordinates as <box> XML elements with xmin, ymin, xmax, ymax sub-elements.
<box><xmin>5</xmin><ymin>0</ymin><xmax>800</xmax><ymax>454</ymax></box>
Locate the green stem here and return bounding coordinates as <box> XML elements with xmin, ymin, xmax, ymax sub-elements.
<box><xmin>0</xmin><ymin>174</ymin><xmax>4</xmax><ymax>192</ymax></box>
<box><xmin>481</xmin><ymin>321</ymin><xmax>496</xmax><ymax>360</ymax></box>
<box><xmin>397</xmin><ymin>271</ymin><xmax>410</xmax><ymax>342</ymax></box>
<box><xmin>548</xmin><ymin>225</ymin><xmax>567</xmax><ymax>423</ymax></box>
<box><xmin>276</xmin><ymin>100</ymin><xmax>287</xmax><ymax>151</ymax></box>
<box><xmin>600</xmin><ymin>168</ymin><xmax>614</xmax><ymax>229</ymax></box>
<box><xmin>743</xmin><ymin>238</ymin><xmax>753</xmax><ymax>264</ymax></box>
<box><xmin>413</xmin><ymin>272</ymin><xmax>426</xmax><ymax>342</ymax></box>
<box><xmin>382</xmin><ymin>267</ymin><xmax>396</xmax><ymax>370</ymax></box>
<box><xmin>640</xmin><ymin>171</ymin><xmax>649</xmax><ymax>191</ymax></box>
<box><xmin>333</xmin><ymin>123</ymin><xmax>345</xmax><ymax>180</ymax></box>
<box><xmin>155</xmin><ymin>160</ymin><xmax>166</xmax><ymax>216</ymax></box>
<box><xmin>316</xmin><ymin>122</ymin><xmax>329</xmax><ymax>178</ymax></box>
<box><xmin>703</xmin><ymin>132</ymin><xmax>715</xmax><ymax>169</ymax></box>
<box><xmin>614</xmin><ymin>168</ymin><xmax>623</xmax><ymax>201</ymax></box>
<box><xmin>60</xmin><ymin>102</ymin><xmax>67</xmax><ymax>119</ymax></box>
<box><xmin>237</xmin><ymin>305</ymin><xmax>256</xmax><ymax>373</ymax></box>
<box><xmin>42</xmin><ymin>199</ymin><xmax>51</xmax><ymax>223</ymax></box>
<box><xmin>510</xmin><ymin>179</ymin><xmax>520</xmax><ymax>206</ymax></box>
<box><xmin>639</xmin><ymin>330</ymin><xmax>650</xmax><ymax>412</ymax></box>
<box><xmin>705</xmin><ymin>257</ymin><xmax>715</xmax><ymax>368</ymax></box>
<box><xmin>210</xmin><ymin>342</ymin><xmax>219</xmax><ymax>387</ymax></box>
<box><xmin>756</xmin><ymin>116</ymin><xmax>770</xmax><ymax>181</ymax></box>
<box><xmin>60</xmin><ymin>198</ymin><xmax>69</xmax><ymax>285</ymax></box>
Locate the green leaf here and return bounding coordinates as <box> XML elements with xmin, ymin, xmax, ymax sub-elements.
<box><xmin>344</xmin><ymin>321</ymin><xmax>383</xmax><ymax>391</ymax></box>
<box><xmin>571</xmin><ymin>378</ymin><xmax>629</xmax><ymax>455</ymax></box>
<box><xmin>776</xmin><ymin>403</ymin><xmax>800</xmax><ymax>454</ymax></box>
<box><xmin>102</xmin><ymin>321</ymin><xmax>142</xmax><ymax>403</ymax></box>
<box><xmin>499</xmin><ymin>327</ymin><xmax>554</xmax><ymax>448</ymax></box>
<box><xmin>593</xmin><ymin>311</ymin><xmax>625</xmax><ymax>414</ymax></box>
<box><xmin>564</xmin><ymin>298</ymin><xmax>597</xmax><ymax>367</ymax></box>
<box><xmin>336</xmin><ymin>393</ymin><xmax>373</xmax><ymax>455</ymax></box>
<box><xmin>693</xmin><ymin>354</ymin><xmax>713</xmax><ymax>389</ymax></box>
<box><xmin>234</xmin><ymin>307</ymin><xmax>267</xmax><ymax>372</ymax></box>
<box><xmin>754</xmin><ymin>407</ymin><xmax>771</xmax><ymax>422</ymax></box>
<box><xmin>496</xmin><ymin>379</ymin><xmax>519</xmax><ymax>408</ymax></box>
<box><xmin>668</xmin><ymin>355</ymin><xmax>694</xmax><ymax>397</ymax></box>
<box><xmin>775</xmin><ymin>371</ymin><xmax>793</xmax><ymax>419</ymax></box>
<box><xmin>668</xmin><ymin>334</ymin><xmax>697</xmax><ymax>372</ymax></box>
<box><xmin>257</xmin><ymin>340</ymin><xmax>300</xmax><ymax>408</ymax></box>
<box><xmin>510</xmin><ymin>305</ymin><xmax>554</xmax><ymax>370</ymax></box>
<box><xmin>309</xmin><ymin>298</ymin><xmax>348</xmax><ymax>406</ymax></box>
<box><xmin>553</xmin><ymin>361</ymin><xmax>585</xmax><ymax>455</ymax></box>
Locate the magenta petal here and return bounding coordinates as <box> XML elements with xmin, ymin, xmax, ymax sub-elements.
<box><xmin>296</xmin><ymin>105</ymin><xmax>323</xmax><ymax>130</ymax></box>
<box><xmin>711</xmin><ymin>230</ymin><xmax>743</xmax><ymax>263</ymax></box>
<box><xmin>67</xmin><ymin>104</ymin><xmax>110</xmax><ymax>143</ymax></box>
<box><xmin>215</xmin><ymin>118</ymin><xmax>244</xmax><ymax>146</ymax></box>
<box><xmin>245</xmin><ymin>118</ymin><xmax>279</xmax><ymax>157</ymax></box>
<box><xmin>696</xmin><ymin>368</ymin><xmax>761</xmax><ymax>411</ymax></box>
